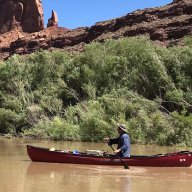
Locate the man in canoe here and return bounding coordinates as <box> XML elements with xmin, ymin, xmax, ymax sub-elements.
<box><xmin>105</xmin><ymin>124</ymin><xmax>130</xmax><ymax>158</ymax></box>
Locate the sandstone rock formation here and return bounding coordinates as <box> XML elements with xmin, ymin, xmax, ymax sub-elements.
<box><xmin>47</xmin><ymin>10</ymin><xmax>58</xmax><ymax>27</ymax></box>
<box><xmin>0</xmin><ymin>0</ymin><xmax>44</xmax><ymax>34</ymax></box>
<box><xmin>0</xmin><ymin>0</ymin><xmax>192</xmax><ymax>60</ymax></box>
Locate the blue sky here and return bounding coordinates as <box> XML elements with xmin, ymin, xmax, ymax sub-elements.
<box><xmin>42</xmin><ymin>0</ymin><xmax>173</xmax><ymax>29</ymax></box>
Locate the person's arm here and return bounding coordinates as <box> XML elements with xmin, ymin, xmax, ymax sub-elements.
<box><xmin>108</xmin><ymin>138</ymin><xmax>119</xmax><ymax>146</ymax></box>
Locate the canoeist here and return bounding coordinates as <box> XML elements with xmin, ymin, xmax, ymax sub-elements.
<box><xmin>104</xmin><ymin>124</ymin><xmax>130</xmax><ymax>157</ymax></box>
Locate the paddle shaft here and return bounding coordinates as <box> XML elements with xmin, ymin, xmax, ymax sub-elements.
<box><xmin>108</xmin><ymin>143</ymin><xmax>129</xmax><ymax>169</ymax></box>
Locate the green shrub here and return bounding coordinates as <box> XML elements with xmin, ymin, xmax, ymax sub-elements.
<box><xmin>0</xmin><ymin>108</ymin><xmax>21</xmax><ymax>134</ymax></box>
<box><xmin>1</xmin><ymin>36</ymin><xmax>192</xmax><ymax>146</ymax></box>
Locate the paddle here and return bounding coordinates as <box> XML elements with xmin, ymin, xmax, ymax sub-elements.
<box><xmin>107</xmin><ymin>142</ymin><xmax>129</xmax><ymax>169</ymax></box>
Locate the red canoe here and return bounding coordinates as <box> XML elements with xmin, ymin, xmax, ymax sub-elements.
<box><xmin>27</xmin><ymin>145</ymin><xmax>192</xmax><ymax>167</ymax></box>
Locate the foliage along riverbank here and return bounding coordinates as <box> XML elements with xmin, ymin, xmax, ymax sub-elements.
<box><xmin>0</xmin><ymin>36</ymin><xmax>192</xmax><ymax>146</ymax></box>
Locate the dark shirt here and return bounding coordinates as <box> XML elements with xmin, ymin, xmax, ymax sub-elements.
<box><xmin>109</xmin><ymin>133</ymin><xmax>130</xmax><ymax>157</ymax></box>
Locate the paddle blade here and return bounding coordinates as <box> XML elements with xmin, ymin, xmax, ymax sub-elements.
<box><xmin>124</xmin><ymin>164</ymin><xmax>129</xmax><ymax>169</ymax></box>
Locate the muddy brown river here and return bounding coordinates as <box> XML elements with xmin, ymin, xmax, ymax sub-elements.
<box><xmin>0</xmin><ymin>136</ymin><xmax>191</xmax><ymax>192</ymax></box>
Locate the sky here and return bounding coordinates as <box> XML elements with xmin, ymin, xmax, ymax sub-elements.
<box><xmin>42</xmin><ymin>0</ymin><xmax>173</xmax><ymax>29</ymax></box>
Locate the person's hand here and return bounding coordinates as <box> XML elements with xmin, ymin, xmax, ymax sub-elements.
<box><xmin>114</xmin><ymin>149</ymin><xmax>121</xmax><ymax>154</ymax></box>
<box><xmin>104</xmin><ymin>137</ymin><xmax>109</xmax><ymax>142</ymax></box>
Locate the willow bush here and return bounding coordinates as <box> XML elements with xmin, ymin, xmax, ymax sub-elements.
<box><xmin>1</xmin><ymin>36</ymin><xmax>192</xmax><ymax>146</ymax></box>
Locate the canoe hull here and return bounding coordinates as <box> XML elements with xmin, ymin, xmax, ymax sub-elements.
<box><xmin>27</xmin><ymin>145</ymin><xmax>192</xmax><ymax>167</ymax></box>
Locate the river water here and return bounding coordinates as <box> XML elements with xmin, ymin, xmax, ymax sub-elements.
<box><xmin>0</xmin><ymin>136</ymin><xmax>192</xmax><ymax>192</ymax></box>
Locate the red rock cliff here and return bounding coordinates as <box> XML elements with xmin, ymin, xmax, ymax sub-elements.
<box><xmin>0</xmin><ymin>0</ymin><xmax>192</xmax><ymax>60</ymax></box>
<box><xmin>0</xmin><ymin>0</ymin><xmax>44</xmax><ymax>34</ymax></box>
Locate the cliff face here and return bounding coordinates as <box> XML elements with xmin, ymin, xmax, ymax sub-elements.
<box><xmin>0</xmin><ymin>0</ymin><xmax>192</xmax><ymax>60</ymax></box>
<box><xmin>0</xmin><ymin>0</ymin><xmax>44</xmax><ymax>34</ymax></box>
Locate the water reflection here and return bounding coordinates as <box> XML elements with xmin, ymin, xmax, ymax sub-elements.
<box><xmin>26</xmin><ymin>162</ymin><xmax>132</xmax><ymax>192</ymax></box>
<box><xmin>25</xmin><ymin>162</ymin><xmax>192</xmax><ymax>192</ymax></box>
